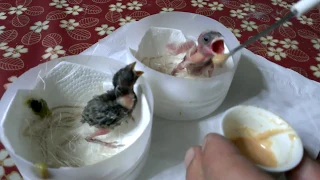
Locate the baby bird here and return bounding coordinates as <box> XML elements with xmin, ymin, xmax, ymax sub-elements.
<box><xmin>81</xmin><ymin>62</ymin><xmax>143</xmax><ymax>148</ymax></box>
<box><xmin>167</xmin><ymin>30</ymin><xmax>225</xmax><ymax>77</ymax></box>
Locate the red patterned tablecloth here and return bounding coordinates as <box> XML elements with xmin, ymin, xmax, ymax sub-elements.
<box><xmin>0</xmin><ymin>0</ymin><xmax>319</xmax><ymax>179</ymax></box>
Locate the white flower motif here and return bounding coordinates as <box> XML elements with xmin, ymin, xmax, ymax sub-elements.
<box><xmin>4</xmin><ymin>76</ymin><xmax>18</xmax><ymax>90</ymax></box>
<box><xmin>271</xmin><ymin>0</ymin><xmax>287</xmax><ymax>7</ymax></box>
<box><xmin>297</xmin><ymin>15</ymin><xmax>313</xmax><ymax>25</ymax></box>
<box><xmin>316</xmin><ymin>53</ymin><xmax>320</xmax><ymax>62</ymax></box>
<box><xmin>0</xmin><ymin>42</ymin><xmax>8</xmax><ymax>50</ymax></box>
<box><xmin>0</xmin><ymin>149</ymin><xmax>15</xmax><ymax>167</ymax></box>
<box><xmin>42</xmin><ymin>45</ymin><xmax>66</xmax><ymax>60</ymax></box>
<box><xmin>0</xmin><ymin>150</ymin><xmax>17</xmax><ymax>179</ymax></box>
<box><xmin>311</xmin><ymin>38</ymin><xmax>320</xmax><ymax>50</ymax></box>
<box><xmin>310</xmin><ymin>64</ymin><xmax>320</xmax><ymax>78</ymax></box>
<box><xmin>109</xmin><ymin>3</ymin><xmax>126</xmax><ymax>12</ymax></box>
<box><xmin>260</xmin><ymin>36</ymin><xmax>279</xmax><ymax>46</ymax></box>
<box><xmin>127</xmin><ymin>1</ymin><xmax>142</xmax><ymax>10</ymax></box>
<box><xmin>240</xmin><ymin>20</ymin><xmax>257</xmax><ymax>31</ymax></box>
<box><xmin>3</xmin><ymin>45</ymin><xmax>28</xmax><ymax>58</ymax></box>
<box><xmin>59</xmin><ymin>19</ymin><xmax>79</xmax><ymax>30</ymax></box>
<box><xmin>49</xmin><ymin>0</ymin><xmax>69</xmax><ymax>8</ymax></box>
<box><xmin>267</xmin><ymin>47</ymin><xmax>286</xmax><ymax>61</ymax></box>
<box><xmin>228</xmin><ymin>28</ymin><xmax>241</xmax><ymax>37</ymax></box>
<box><xmin>65</xmin><ymin>5</ymin><xmax>83</xmax><ymax>16</ymax></box>
<box><xmin>7</xmin><ymin>171</ymin><xmax>22</xmax><ymax>180</ymax></box>
<box><xmin>95</xmin><ymin>24</ymin><xmax>115</xmax><ymax>36</ymax></box>
<box><xmin>30</xmin><ymin>21</ymin><xmax>49</xmax><ymax>33</ymax></box>
<box><xmin>191</xmin><ymin>0</ymin><xmax>207</xmax><ymax>8</ymax></box>
<box><xmin>230</xmin><ymin>9</ymin><xmax>247</xmax><ymax>19</ymax></box>
<box><xmin>0</xmin><ymin>12</ymin><xmax>7</xmax><ymax>20</ymax></box>
<box><xmin>275</xmin><ymin>17</ymin><xmax>292</xmax><ymax>27</ymax></box>
<box><xmin>161</xmin><ymin>7</ymin><xmax>174</xmax><ymax>13</ymax></box>
<box><xmin>280</xmin><ymin>38</ymin><xmax>298</xmax><ymax>49</ymax></box>
<box><xmin>240</xmin><ymin>3</ymin><xmax>255</xmax><ymax>12</ymax></box>
<box><xmin>208</xmin><ymin>2</ymin><xmax>224</xmax><ymax>11</ymax></box>
<box><xmin>0</xmin><ymin>26</ymin><xmax>5</xmax><ymax>34</ymax></box>
<box><xmin>119</xmin><ymin>16</ymin><xmax>136</xmax><ymax>26</ymax></box>
<box><xmin>8</xmin><ymin>5</ymin><xmax>27</xmax><ymax>15</ymax></box>
<box><xmin>284</xmin><ymin>3</ymin><xmax>292</xmax><ymax>9</ymax></box>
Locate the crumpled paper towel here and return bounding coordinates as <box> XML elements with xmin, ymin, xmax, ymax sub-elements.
<box><xmin>35</xmin><ymin>61</ymin><xmax>112</xmax><ymax>106</ymax></box>
<box><xmin>135</xmin><ymin>27</ymin><xmax>186</xmax><ymax>58</ymax></box>
<box><xmin>134</xmin><ymin>27</ymin><xmax>187</xmax><ymax>77</ymax></box>
<box><xmin>81</xmin><ymin>17</ymin><xmax>320</xmax><ymax>180</ymax></box>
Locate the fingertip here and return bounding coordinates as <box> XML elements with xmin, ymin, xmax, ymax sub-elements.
<box><xmin>185</xmin><ymin>146</ymin><xmax>204</xmax><ymax>180</ymax></box>
<box><xmin>184</xmin><ymin>147</ymin><xmax>195</xmax><ymax>168</ymax></box>
<box><xmin>285</xmin><ymin>150</ymin><xmax>320</xmax><ymax>180</ymax></box>
<box><xmin>184</xmin><ymin>146</ymin><xmax>202</xmax><ymax>168</ymax></box>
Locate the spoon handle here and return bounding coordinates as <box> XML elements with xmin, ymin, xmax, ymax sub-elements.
<box><xmin>229</xmin><ymin>11</ymin><xmax>296</xmax><ymax>56</ymax></box>
<box><xmin>229</xmin><ymin>0</ymin><xmax>320</xmax><ymax>56</ymax></box>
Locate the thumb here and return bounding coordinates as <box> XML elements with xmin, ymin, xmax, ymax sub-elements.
<box><xmin>185</xmin><ymin>146</ymin><xmax>205</xmax><ymax>180</ymax></box>
<box><xmin>285</xmin><ymin>150</ymin><xmax>320</xmax><ymax>180</ymax></box>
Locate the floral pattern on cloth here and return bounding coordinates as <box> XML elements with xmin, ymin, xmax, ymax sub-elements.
<box><xmin>0</xmin><ymin>0</ymin><xmax>320</xmax><ymax>177</ymax></box>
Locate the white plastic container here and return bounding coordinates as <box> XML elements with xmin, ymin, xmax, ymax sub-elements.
<box><xmin>125</xmin><ymin>12</ymin><xmax>242</xmax><ymax>121</ymax></box>
<box><xmin>0</xmin><ymin>55</ymin><xmax>154</xmax><ymax>180</ymax></box>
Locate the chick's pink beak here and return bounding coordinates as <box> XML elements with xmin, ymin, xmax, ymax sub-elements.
<box><xmin>135</xmin><ymin>71</ymin><xmax>144</xmax><ymax>76</ymax></box>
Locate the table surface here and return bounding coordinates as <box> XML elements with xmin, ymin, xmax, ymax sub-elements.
<box><xmin>0</xmin><ymin>0</ymin><xmax>319</xmax><ymax>179</ymax></box>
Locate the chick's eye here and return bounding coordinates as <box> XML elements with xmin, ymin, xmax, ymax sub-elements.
<box><xmin>203</xmin><ymin>34</ymin><xmax>210</xmax><ymax>42</ymax></box>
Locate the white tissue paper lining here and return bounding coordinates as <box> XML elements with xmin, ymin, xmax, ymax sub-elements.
<box><xmin>80</xmin><ymin>12</ymin><xmax>320</xmax><ymax>180</ymax></box>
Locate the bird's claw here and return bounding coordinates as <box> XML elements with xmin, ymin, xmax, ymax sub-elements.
<box><xmin>166</xmin><ymin>43</ymin><xmax>178</xmax><ymax>56</ymax></box>
<box><xmin>85</xmin><ymin>138</ymin><xmax>124</xmax><ymax>148</ymax></box>
<box><xmin>171</xmin><ymin>69</ymin><xmax>177</xmax><ymax>76</ymax></box>
<box><xmin>101</xmin><ymin>141</ymin><xmax>125</xmax><ymax>148</ymax></box>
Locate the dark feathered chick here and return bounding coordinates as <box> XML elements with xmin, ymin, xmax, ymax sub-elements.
<box><xmin>81</xmin><ymin>62</ymin><xmax>143</xmax><ymax>148</ymax></box>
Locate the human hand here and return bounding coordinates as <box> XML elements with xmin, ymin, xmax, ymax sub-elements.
<box><xmin>184</xmin><ymin>133</ymin><xmax>320</xmax><ymax>180</ymax></box>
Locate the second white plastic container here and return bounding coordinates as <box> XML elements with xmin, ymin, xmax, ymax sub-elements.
<box><xmin>125</xmin><ymin>12</ymin><xmax>242</xmax><ymax>121</ymax></box>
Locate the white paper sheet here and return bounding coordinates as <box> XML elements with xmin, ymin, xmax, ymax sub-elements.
<box><xmin>81</xmin><ymin>22</ymin><xmax>320</xmax><ymax>180</ymax></box>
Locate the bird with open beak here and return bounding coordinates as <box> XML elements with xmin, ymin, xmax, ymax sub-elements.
<box><xmin>80</xmin><ymin>62</ymin><xmax>144</xmax><ymax>148</ymax></box>
<box><xmin>167</xmin><ymin>30</ymin><xmax>225</xmax><ymax>77</ymax></box>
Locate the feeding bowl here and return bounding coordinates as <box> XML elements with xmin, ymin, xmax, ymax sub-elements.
<box><xmin>125</xmin><ymin>12</ymin><xmax>242</xmax><ymax>121</ymax></box>
<box><xmin>0</xmin><ymin>55</ymin><xmax>154</xmax><ymax>180</ymax></box>
<box><xmin>221</xmin><ymin>105</ymin><xmax>303</xmax><ymax>173</ymax></box>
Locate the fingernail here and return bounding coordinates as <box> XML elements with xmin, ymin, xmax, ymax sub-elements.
<box><xmin>184</xmin><ymin>148</ymin><xmax>195</xmax><ymax>168</ymax></box>
<box><xmin>202</xmin><ymin>135</ymin><xmax>208</xmax><ymax>151</ymax></box>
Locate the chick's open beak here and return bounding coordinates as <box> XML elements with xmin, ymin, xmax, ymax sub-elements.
<box><xmin>211</xmin><ymin>38</ymin><xmax>225</xmax><ymax>54</ymax></box>
<box><xmin>128</xmin><ymin>61</ymin><xmax>143</xmax><ymax>76</ymax></box>
<box><xmin>135</xmin><ymin>71</ymin><xmax>144</xmax><ymax>76</ymax></box>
